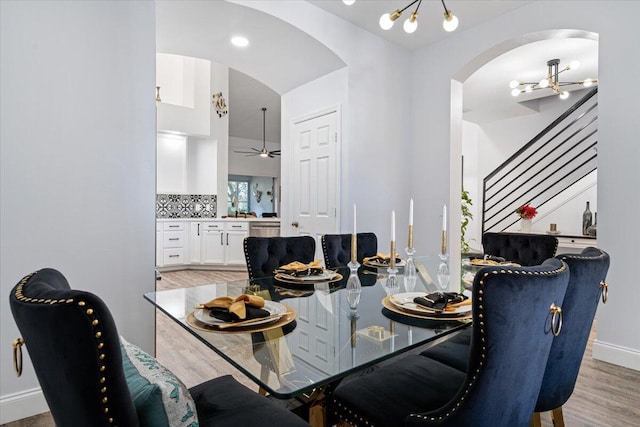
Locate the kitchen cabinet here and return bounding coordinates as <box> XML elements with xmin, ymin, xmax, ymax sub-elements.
<box><xmin>160</xmin><ymin>221</ymin><xmax>187</xmax><ymax>266</ymax></box>
<box><xmin>189</xmin><ymin>221</ymin><xmax>248</xmax><ymax>266</ymax></box>
<box><xmin>224</xmin><ymin>222</ymin><xmax>249</xmax><ymax>264</ymax></box>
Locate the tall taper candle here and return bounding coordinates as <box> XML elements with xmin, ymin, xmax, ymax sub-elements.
<box><xmin>353</xmin><ymin>204</ymin><xmax>357</xmax><ymax>235</ymax></box>
<box><xmin>391</xmin><ymin>210</ymin><xmax>396</xmax><ymax>242</ymax></box>
<box><xmin>351</xmin><ymin>204</ymin><xmax>357</xmax><ymax>263</ymax></box>
<box><xmin>408</xmin><ymin>199</ymin><xmax>414</xmax><ymax>248</ymax></box>
<box><xmin>391</xmin><ymin>210</ymin><xmax>396</xmax><ymax>268</ymax></box>
<box><xmin>441</xmin><ymin>204</ymin><xmax>447</xmax><ymax>254</ymax></box>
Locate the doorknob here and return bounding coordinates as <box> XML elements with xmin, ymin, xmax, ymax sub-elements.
<box><xmin>291</xmin><ymin>221</ymin><xmax>299</xmax><ymax>228</ymax></box>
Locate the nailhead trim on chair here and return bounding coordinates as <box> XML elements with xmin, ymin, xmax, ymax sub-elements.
<box><xmin>330</xmin><ymin>265</ymin><xmax>572</xmax><ymax>426</ymax></box>
<box><xmin>14</xmin><ymin>271</ymin><xmax>119</xmax><ymax>426</ymax></box>
<box><xmin>321</xmin><ymin>237</ymin><xmax>330</xmax><ymax>269</ymax></box>
<box><xmin>404</xmin><ymin>263</ymin><xmax>567</xmax><ymax>423</ymax></box>
<box><xmin>243</xmin><ymin>238</ymin><xmax>255</xmax><ymax>280</ymax></box>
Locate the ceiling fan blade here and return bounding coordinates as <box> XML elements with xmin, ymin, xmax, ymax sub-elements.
<box><xmin>234</xmin><ymin>150</ymin><xmax>256</xmax><ymax>154</ymax></box>
<box><xmin>270</xmin><ymin>150</ymin><xmax>281</xmax><ymax>154</ymax></box>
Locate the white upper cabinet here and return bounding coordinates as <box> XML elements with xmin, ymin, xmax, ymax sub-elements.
<box><xmin>156</xmin><ymin>53</ymin><xmax>211</xmax><ymax>136</ymax></box>
<box><xmin>157</xmin><ymin>133</ymin><xmax>217</xmax><ymax>195</ymax></box>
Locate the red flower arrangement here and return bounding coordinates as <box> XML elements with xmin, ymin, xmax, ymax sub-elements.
<box><xmin>515</xmin><ymin>204</ymin><xmax>537</xmax><ymax>220</ymax></box>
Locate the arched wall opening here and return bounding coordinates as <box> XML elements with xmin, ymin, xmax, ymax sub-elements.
<box><xmin>452</xmin><ymin>29</ymin><xmax>599</xmax><ymax>250</ymax></box>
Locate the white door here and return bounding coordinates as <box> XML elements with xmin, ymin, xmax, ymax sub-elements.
<box><xmin>290</xmin><ymin>109</ymin><xmax>339</xmax><ymax>260</ymax></box>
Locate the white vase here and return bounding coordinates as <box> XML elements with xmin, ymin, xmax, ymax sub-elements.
<box><xmin>521</xmin><ymin>218</ymin><xmax>532</xmax><ymax>232</ymax></box>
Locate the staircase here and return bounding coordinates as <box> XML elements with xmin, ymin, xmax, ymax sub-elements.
<box><xmin>482</xmin><ymin>88</ymin><xmax>598</xmax><ymax>234</ymax></box>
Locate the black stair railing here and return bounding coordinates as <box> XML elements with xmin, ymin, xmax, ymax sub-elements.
<box><xmin>482</xmin><ymin>87</ymin><xmax>598</xmax><ymax>234</ymax></box>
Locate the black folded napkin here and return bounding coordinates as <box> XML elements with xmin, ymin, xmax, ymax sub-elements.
<box><xmin>413</xmin><ymin>292</ymin><xmax>468</xmax><ymax>312</ymax></box>
<box><xmin>209</xmin><ymin>305</ymin><xmax>270</xmax><ymax>323</ymax></box>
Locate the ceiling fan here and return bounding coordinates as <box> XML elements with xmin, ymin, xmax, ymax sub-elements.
<box><xmin>234</xmin><ymin>107</ymin><xmax>281</xmax><ymax>158</ymax></box>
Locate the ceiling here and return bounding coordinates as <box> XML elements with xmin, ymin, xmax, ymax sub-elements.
<box><xmin>160</xmin><ymin>1</ymin><xmax>598</xmax><ymax>141</ymax></box>
<box><xmin>309</xmin><ymin>0</ymin><xmax>536</xmax><ymax>51</ymax></box>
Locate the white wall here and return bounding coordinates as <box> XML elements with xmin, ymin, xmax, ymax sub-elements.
<box><xmin>0</xmin><ymin>1</ymin><xmax>156</xmax><ymax>423</ymax></box>
<box><xmin>212</xmin><ymin>62</ymin><xmax>230</xmax><ymax>217</ymax></box>
<box><xmin>412</xmin><ymin>0</ymin><xmax>640</xmax><ymax>370</ymax></box>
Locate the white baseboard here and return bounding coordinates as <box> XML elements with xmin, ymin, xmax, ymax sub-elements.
<box><xmin>592</xmin><ymin>339</ymin><xmax>640</xmax><ymax>372</ymax></box>
<box><xmin>0</xmin><ymin>388</ymin><xmax>49</xmax><ymax>424</ymax></box>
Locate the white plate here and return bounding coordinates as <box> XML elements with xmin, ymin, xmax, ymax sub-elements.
<box><xmin>389</xmin><ymin>292</ymin><xmax>472</xmax><ymax>316</ymax></box>
<box><xmin>193</xmin><ymin>300</ymin><xmax>287</xmax><ymax>326</ymax></box>
<box><xmin>363</xmin><ymin>259</ymin><xmax>406</xmax><ymax>268</ymax></box>
<box><xmin>275</xmin><ymin>269</ymin><xmax>339</xmax><ymax>282</ymax></box>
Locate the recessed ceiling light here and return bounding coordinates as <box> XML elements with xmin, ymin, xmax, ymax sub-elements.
<box><xmin>231</xmin><ymin>36</ymin><xmax>249</xmax><ymax>47</ymax></box>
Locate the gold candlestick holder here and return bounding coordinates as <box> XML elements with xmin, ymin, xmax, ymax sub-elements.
<box><xmin>404</xmin><ymin>226</ymin><xmax>417</xmax><ymax>293</ymax></box>
<box><xmin>351</xmin><ymin>233</ymin><xmax>357</xmax><ymax>264</ymax></box>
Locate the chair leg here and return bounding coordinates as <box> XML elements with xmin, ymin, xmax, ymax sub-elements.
<box><xmin>551</xmin><ymin>406</ymin><xmax>565</xmax><ymax>427</ymax></box>
<box><xmin>258</xmin><ymin>364</ymin><xmax>270</xmax><ymax>395</ymax></box>
<box><xmin>530</xmin><ymin>412</ymin><xmax>542</xmax><ymax>427</ymax></box>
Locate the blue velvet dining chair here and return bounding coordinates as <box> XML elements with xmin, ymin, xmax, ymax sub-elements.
<box><xmin>243</xmin><ymin>236</ymin><xmax>316</xmax><ymax>279</ymax></box>
<box><xmin>532</xmin><ymin>247</ymin><xmax>610</xmax><ymax>426</ymax></box>
<box><xmin>331</xmin><ymin>258</ymin><xmax>569</xmax><ymax>427</ymax></box>
<box><xmin>9</xmin><ymin>268</ymin><xmax>309</xmax><ymax>427</ymax></box>
<box><xmin>321</xmin><ymin>232</ymin><xmax>378</xmax><ymax>268</ymax></box>
<box><xmin>482</xmin><ymin>232</ymin><xmax>558</xmax><ymax>266</ymax></box>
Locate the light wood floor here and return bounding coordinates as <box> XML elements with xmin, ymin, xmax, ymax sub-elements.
<box><xmin>4</xmin><ymin>269</ymin><xmax>639</xmax><ymax>426</ymax></box>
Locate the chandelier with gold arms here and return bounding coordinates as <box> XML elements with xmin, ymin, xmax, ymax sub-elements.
<box><xmin>343</xmin><ymin>0</ymin><xmax>458</xmax><ymax>34</ymax></box>
<box><xmin>510</xmin><ymin>58</ymin><xmax>598</xmax><ymax>100</ymax></box>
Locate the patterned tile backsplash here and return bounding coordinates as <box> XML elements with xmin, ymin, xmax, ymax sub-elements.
<box><xmin>156</xmin><ymin>194</ymin><xmax>217</xmax><ymax>218</ymax></box>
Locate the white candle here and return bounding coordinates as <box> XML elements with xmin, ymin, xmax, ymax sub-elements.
<box><xmin>353</xmin><ymin>203</ymin><xmax>357</xmax><ymax>235</ymax></box>
<box><xmin>391</xmin><ymin>210</ymin><xmax>396</xmax><ymax>242</ymax></box>
<box><xmin>409</xmin><ymin>199</ymin><xmax>414</xmax><ymax>226</ymax></box>
<box><xmin>442</xmin><ymin>204</ymin><xmax>447</xmax><ymax>232</ymax></box>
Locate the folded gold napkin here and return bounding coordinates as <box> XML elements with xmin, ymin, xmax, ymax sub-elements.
<box><xmin>275</xmin><ymin>260</ymin><xmax>324</xmax><ymax>277</ymax></box>
<box><xmin>363</xmin><ymin>253</ymin><xmax>401</xmax><ymax>264</ymax></box>
<box><xmin>200</xmin><ymin>294</ymin><xmax>267</xmax><ymax>322</ymax></box>
<box><xmin>413</xmin><ymin>292</ymin><xmax>468</xmax><ymax>312</ymax></box>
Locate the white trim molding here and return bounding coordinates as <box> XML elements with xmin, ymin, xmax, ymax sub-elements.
<box><xmin>0</xmin><ymin>387</ymin><xmax>49</xmax><ymax>424</ymax></box>
<box><xmin>593</xmin><ymin>339</ymin><xmax>640</xmax><ymax>372</ymax></box>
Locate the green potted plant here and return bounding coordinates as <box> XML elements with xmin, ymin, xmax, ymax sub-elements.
<box><xmin>461</xmin><ymin>189</ymin><xmax>474</xmax><ymax>253</ymax></box>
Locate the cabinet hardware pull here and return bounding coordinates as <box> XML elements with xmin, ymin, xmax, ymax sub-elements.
<box><xmin>169</xmin><ymin>255</ymin><xmax>179</xmax><ymax>258</ymax></box>
<box><xmin>197</xmin><ymin>224</ymin><xmax>200</xmax><ymax>236</ymax></box>
<box><xmin>220</xmin><ymin>233</ymin><xmax>223</xmax><ymax>245</ymax></box>
<box><xmin>168</xmin><ymin>238</ymin><xmax>179</xmax><ymax>241</ymax></box>
<box><xmin>226</xmin><ymin>233</ymin><xmax>229</xmax><ymax>245</ymax></box>
<box><xmin>169</xmin><ymin>225</ymin><xmax>179</xmax><ymax>228</ymax></box>
<box><xmin>232</xmin><ymin>225</ymin><xmax>241</xmax><ymax>228</ymax></box>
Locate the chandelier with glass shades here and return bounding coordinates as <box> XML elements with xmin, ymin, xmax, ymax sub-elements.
<box><xmin>343</xmin><ymin>0</ymin><xmax>458</xmax><ymax>34</ymax></box>
<box><xmin>510</xmin><ymin>58</ymin><xmax>598</xmax><ymax>100</ymax></box>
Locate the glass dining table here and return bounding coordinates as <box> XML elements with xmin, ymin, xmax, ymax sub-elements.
<box><xmin>144</xmin><ymin>255</ymin><xmax>471</xmax><ymax>426</ymax></box>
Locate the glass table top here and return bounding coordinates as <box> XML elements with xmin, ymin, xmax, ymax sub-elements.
<box><xmin>144</xmin><ymin>256</ymin><xmax>470</xmax><ymax>399</ymax></box>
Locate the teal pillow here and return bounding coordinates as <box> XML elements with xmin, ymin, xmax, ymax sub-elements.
<box><xmin>120</xmin><ymin>336</ymin><xmax>199</xmax><ymax>427</ymax></box>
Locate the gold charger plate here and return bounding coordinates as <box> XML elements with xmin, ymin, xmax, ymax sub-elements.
<box><xmin>382</xmin><ymin>296</ymin><xmax>472</xmax><ymax>321</ymax></box>
<box><xmin>275</xmin><ymin>272</ymin><xmax>343</xmax><ymax>285</ymax></box>
<box><xmin>186</xmin><ymin>304</ymin><xmax>297</xmax><ymax>333</ymax></box>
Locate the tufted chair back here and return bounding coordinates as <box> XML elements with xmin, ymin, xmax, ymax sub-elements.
<box><xmin>533</xmin><ymin>247</ymin><xmax>610</xmax><ymax>425</ymax></box>
<box><xmin>244</xmin><ymin>236</ymin><xmax>316</xmax><ymax>279</ymax></box>
<box><xmin>405</xmin><ymin>258</ymin><xmax>570</xmax><ymax>426</ymax></box>
<box><xmin>482</xmin><ymin>232</ymin><xmax>558</xmax><ymax>266</ymax></box>
<box><xmin>321</xmin><ymin>233</ymin><xmax>378</xmax><ymax>268</ymax></box>
<box><xmin>10</xmin><ymin>268</ymin><xmax>140</xmax><ymax>427</ymax></box>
